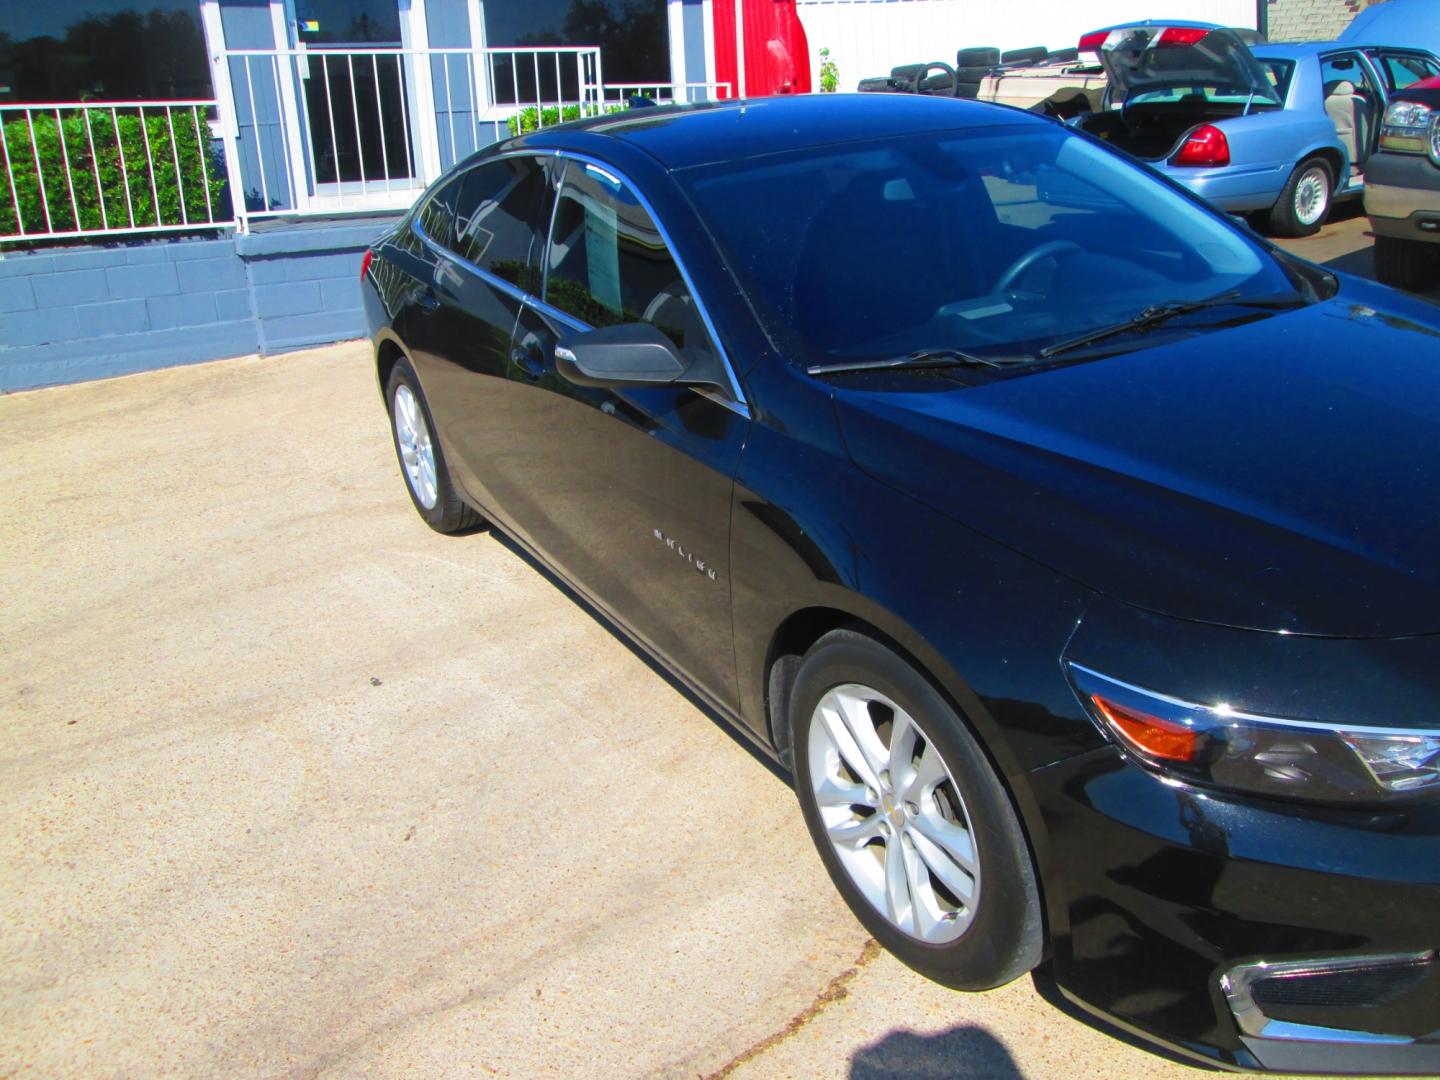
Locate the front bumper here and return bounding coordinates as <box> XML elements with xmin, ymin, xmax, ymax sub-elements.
<box><xmin>1031</xmin><ymin>748</ymin><xmax>1440</xmax><ymax>1073</ymax></box>
<box><xmin>1365</xmin><ymin>151</ymin><xmax>1440</xmax><ymax>243</ymax></box>
<box><xmin>1034</xmin><ymin>598</ymin><xmax>1440</xmax><ymax>1072</ymax></box>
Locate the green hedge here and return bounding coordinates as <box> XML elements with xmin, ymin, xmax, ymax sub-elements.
<box><xmin>506</xmin><ymin>101</ymin><xmax>640</xmax><ymax>138</ymax></box>
<box><xmin>1</xmin><ymin>108</ymin><xmax>226</xmax><ymax>241</ymax></box>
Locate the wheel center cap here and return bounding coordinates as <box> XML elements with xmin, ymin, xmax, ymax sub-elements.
<box><xmin>881</xmin><ymin>794</ymin><xmax>904</xmax><ymax>829</ymax></box>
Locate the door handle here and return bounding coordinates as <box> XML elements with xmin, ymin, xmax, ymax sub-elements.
<box><xmin>414</xmin><ymin>288</ymin><xmax>440</xmax><ymax>314</ymax></box>
<box><xmin>511</xmin><ymin>341</ymin><xmax>547</xmax><ymax>380</ymax></box>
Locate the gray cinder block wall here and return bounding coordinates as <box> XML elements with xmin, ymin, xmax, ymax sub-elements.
<box><xmin>0</xmin><ymin>216</ymin><xmax>398</xmax><ymax>392</ymax></box>
<box><xmin>1266</xmin><ymin>0</ymin><xmax>1381</xmax><ymax>42</ymax></box>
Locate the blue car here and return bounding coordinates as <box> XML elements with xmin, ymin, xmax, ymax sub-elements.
<box><xmin>1075</xmin><ymin>22</ymin><xmax>1439</xmax><ymax>236</ymax></box>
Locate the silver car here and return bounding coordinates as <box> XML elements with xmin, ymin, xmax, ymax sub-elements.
<box><xmin>1073</xmin><ymin>23</ymin><xmax>1436</xmax><ymax>237</ymax></box>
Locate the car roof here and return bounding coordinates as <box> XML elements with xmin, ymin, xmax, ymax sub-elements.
<box><xmin>1253</xmin><ymin>41</ymin><xmax>1423</xmax><ymax>58</ymax></box>
<box><xmin>1252</xmin><ymin>43</ymin><xmax>1333</xmax><ymax>58</ymax></box>
<box><xmin>518</xmin><ymin>93</ymin><xmax>1048</xmax><ymax>171</ymax></box>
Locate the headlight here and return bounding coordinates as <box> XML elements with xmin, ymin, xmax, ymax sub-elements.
<box><xmin>1380</xmin><ymin>99</ymin><xmax>1437</xmax><ymax>156</ymax></box>
<box><xmin>1066</xmin><ymin>662</ymin><xmax>1440</xmax><ymax>804</ymax></box>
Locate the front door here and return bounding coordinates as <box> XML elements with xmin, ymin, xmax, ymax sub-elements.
<box><xmin>291</xmin><ymin>0</ymin><xmax>420</xmax><ymax>206</ymax></box>
<box><xmin>501</xmin><ymin>158</ymin><xmax>750</xmax><ymax>709</ymax></box>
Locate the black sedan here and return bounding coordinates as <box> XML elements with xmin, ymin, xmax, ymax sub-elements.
<box><xmin>361</xmin><ymin>93</ymin><xmax>1440</xmax><ymax>1074</ymax></box>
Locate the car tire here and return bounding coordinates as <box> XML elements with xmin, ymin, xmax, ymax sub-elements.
<box><xmin>1374</xmin><ymin>236</ymin><xmax>1440</xmax><ymax>292</ymax></box>
<box><xmin>385</xmin><ymin>358</ymin><xmax>484</xmax><ymax>534</ymax></box>
<box><xmin>1268</xmin><ymin>157</ymin><xmax>1333</xmax><ymax>238</ymax></box>
<box><xmin>789</xmin><ymin>629</ymin><xmax>1043</xmax><ymax>991</ymax></box>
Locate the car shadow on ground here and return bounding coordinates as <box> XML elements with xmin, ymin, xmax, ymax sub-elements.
<box><xmin>483</xmin><ymin>527</ymin><xmax>792</xmax><ymax>785</ymax></box>
<box><xmin>848</xmin><ymin>1024</ymin><xmax>1024</xmax><ymax>1079</ymax></box>
<box><xmin>1026</xmin><ymin>964</ymin><xmax>1225</xmax><ymax>1072</ymax></box>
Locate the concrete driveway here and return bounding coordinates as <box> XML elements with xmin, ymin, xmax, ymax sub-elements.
<box><xmin>1</xmin><ymin>208</ymin><xmax>1392</xmax><ymax>1078</ymax></box>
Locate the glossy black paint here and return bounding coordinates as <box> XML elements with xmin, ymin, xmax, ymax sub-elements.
<box><xmin>361</xmin><ymin>94</ymin><xmax>1440</xmax><ymax>1072</ymax></box>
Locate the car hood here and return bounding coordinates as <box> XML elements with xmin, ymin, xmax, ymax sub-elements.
<box><xmin>830</xmin><ymin>288</ymin><xmax>1440</xmax><ymax>638</ymax></box>
<box><xmin>1085</xmin><ymin>22</ymin><xmax>1280</xmax><ymax>105</ymax></box>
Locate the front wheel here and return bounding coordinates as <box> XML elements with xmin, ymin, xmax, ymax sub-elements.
<box><xmin>789</xmin><ymin>629</ymin><xmax>1043</xmax><ymax>990</ymax></box>
<box><xmin>1268</xmin><ymin>157</ymin><xmax>1333</xmax><ymax>238</ymax></box>
<box><xmin>1373</xmin><ymin>236</ymin><xmax>1440</xmax><ymax>292</ymax></box>
<box><xmin>386</xmin><ymin>358</ymin><xmax>483</xmax><ymax>534</ymax></box>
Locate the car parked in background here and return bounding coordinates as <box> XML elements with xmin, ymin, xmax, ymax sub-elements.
<box><xmin>363</xmin><ymin>93</ymin><xmax>1440</xmax><ymax>1076</ymax></box>
<box><xmin>1074</xmin><ymin>23</ymin><xmax>1438</xmax><ymax>237</ymax></box>
<box><xmin>1367</xmin><ymin>75</ymin><xmax>1440</xmax><ymax>289</ymax></box>
<box><xmin>859</xmin><ymin>44</ymin><xmax>1106</xmax><ymax>111</ymax></box>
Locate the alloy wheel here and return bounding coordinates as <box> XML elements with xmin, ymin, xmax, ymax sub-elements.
<box><xmin>1293</xmin><ymin>166</ymin><xmax>1329</xmax><ymax>227</ymax></box>
<box><xmin>806</xmin><ymin>683</ymin><xmax>981</xmax><ymax>944</ymax></box>
<box><xmin>393</xmin><ymin>383</ymin><xmax>438</xmax><ymax>510</ymax></box>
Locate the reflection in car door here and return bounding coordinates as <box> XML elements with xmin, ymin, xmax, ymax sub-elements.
<box><xmin>417</xmin><ymin>155</ymin><xmax>553</xmax><ymax>518</ymax></box>
<box><xmin>501</xmin><ymin>158</ymin><xmax>750</xmax><ymax>710</ymax></box>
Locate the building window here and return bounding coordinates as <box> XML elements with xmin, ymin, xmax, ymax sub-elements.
<box><xmin>484</xmin><ymin>0</ymin><xmax>668</xmax><ymax>84</ymax></box>
<box><xmin>1</xmin><ymin>0</ymin><xmax>212</xmax><ymax>102</ymax></box>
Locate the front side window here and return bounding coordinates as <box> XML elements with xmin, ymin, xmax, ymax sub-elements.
<box><xmin>452</xmin><ymin>156</ymin><xmax>550</xmax><ymax>291</ymax></box>
<box><xmin>1376</xmin><ymin>51</ymin><xmax>1440</xmax><ymax>92</ymax></box>
<box><xmin>682</xmin><ymin>124</ymin><xmax>1298</xmax><ymax>367</ymax></box>
<box><xmin>545</xmin><ymin>162</ymin><xmax>705</xmax><ymax>355</ymax></box>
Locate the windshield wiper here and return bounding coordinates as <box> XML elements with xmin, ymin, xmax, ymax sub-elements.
<box><xmin>1037</xmin><ymin>290</ymin><xmax>1304</xmax><ymax>360</ymax></box>
<box><xmin>807</xmin><ymin>348</ymin><xmax>1020</xmax><ymax>377</ymax></box>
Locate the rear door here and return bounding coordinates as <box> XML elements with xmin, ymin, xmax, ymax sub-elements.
<box><xmin>500</xmin><ymin>157</ymin><xmax>751</xmax><ymax>708</ymax></box>
<box><xmin>419</xmin><ymin>154</ymin><xmax>554</xmax><ymax>515</ymax></box>
<box><xmin>1320</xmin><ymin>50</ymin><xmax>1386</xmax><ymax>172</ymax></box>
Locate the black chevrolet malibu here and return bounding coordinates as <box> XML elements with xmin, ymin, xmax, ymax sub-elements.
<box><xmin>361</xmin><ymin>93</ymin><xmax>1440</xmax><ymax>1073</ymax></box>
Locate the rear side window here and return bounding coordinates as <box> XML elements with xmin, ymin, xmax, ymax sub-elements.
<box><xmin>452</xmin><ymin>156</ymin><xmax>549</xmax><ymax>292</ymax></box>
<box><xmin>415</xmin><ymin>175</ymin><xmax>461</xmax><ymax>250</ymax></box>
<box><xmin>1258</xmin><ymin>59</ymin><xmax>1295</xmax><ymax>101</ymax></box>
<box><xmin>1321</xmin><ymin>52</ymin><xmax>1383</xmax><ymax>102</ymax></box>
<box><xmin>544</xmin><ymin>161</ymin><xmax>699</xmax><ymax>351</ymax></box>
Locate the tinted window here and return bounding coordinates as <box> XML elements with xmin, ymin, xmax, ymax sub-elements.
<box><xmin>453</xmin><ymin>156</ymin><xmax>549</xmax><ymax>291</ymax></box>
<box><xmin>416</xmin><ymin>175</ymin><xmax>461</xmax><ymax>251</ymax></box>
<box><xmin>546</xmin><ymin>162</ymin><xmax>704</xmax><ymax>353</ymax></box>
<box><xmin>683</xmin><ymin>126</ymin><xmax>1293</xmax><ymax>366</ymax></box>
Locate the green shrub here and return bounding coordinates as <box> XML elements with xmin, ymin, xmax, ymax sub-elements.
<box><xmin>0</xmin><ymin>107</ymin><xmax>226</xmax><ymax>242</ymax></box>
<box><xmin>819</xmin><ymin>48</ymin><xmax>840</xmax><ymax>93</ymax></box>
<box><xmin>505</xmin><ymin>101</ymin><xmax>635</xmax><ymax>138</ymax></box>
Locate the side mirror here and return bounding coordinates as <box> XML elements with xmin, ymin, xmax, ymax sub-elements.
<box><xmin>554</xmin><ymin>322</ymin><xmax>687</xmax><ymax>388</ymax></box>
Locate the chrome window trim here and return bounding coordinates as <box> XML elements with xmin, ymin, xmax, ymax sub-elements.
<box><xmin>410</xmin><ymin>148</ymin><xmax>752</xmax><ymax>419</ymax></box>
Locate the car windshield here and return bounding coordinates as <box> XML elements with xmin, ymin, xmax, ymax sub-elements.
<box><xmin>681</xmin><ymin>125</ymin><xmax>1299</xmax><ymax>369</ymax></box>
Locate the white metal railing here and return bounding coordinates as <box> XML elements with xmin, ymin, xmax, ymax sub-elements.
<box><xmin>213</xmin><ymin>45</ymin><xmax>607</xmax><ymax>229</ymax></box>
<box><xmin>600</xmin><ymin>82</ymin><xmax>735</xmax><ymax>107</ymax></box>
<box><xmin>0</xmin><ymin>100</ymin><xmax>233</xmax><ymax>242</ymax></box>
<box><xmin>0</xmin><ymin>60</ymin><xmax>734</xmax><ymax>242</ymax></box>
